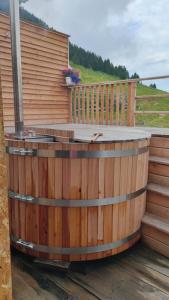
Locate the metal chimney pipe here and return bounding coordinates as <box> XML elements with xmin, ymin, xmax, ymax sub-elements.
<box><xmin>9</xmin><ymin>0</ymin><xmax>24</xmax><ymax>138</ymax></box>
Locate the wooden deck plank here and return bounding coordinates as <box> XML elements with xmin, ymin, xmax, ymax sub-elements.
<box><xmin>12</xmin><ymin>265</ymin><xmax>58</xmax><ymax>300</ymax></box>
<box><xmin>12</xmin><ymin>243</ymin><xmax>169</xmax><ymax>300</ymax></box>
<box><xmin>127</xmin><ymin>243</ymin><xmax>169</xmax><ymax>277</ymax></box>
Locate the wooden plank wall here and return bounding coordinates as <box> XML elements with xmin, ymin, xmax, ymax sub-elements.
<box><xmin>0</xmin><ymin>13</ymin><xmax>69</xmax><ymax>128</ymax></box>
<box><xmin>0</xmin><ymin>73</ymin><xmax>12</xmax><ymax>299</ymax></box>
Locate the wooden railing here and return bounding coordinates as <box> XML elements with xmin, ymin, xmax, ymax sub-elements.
<box><xmin>70</xmin><ymin>81</ymin><xmax>136</xmax><ymax>126</ymax></box>
<box><xmin>135</xmin><ymin>94</ymin><xmax>169</xmax><ymax>116</ymax></box>
<box><xmin>69</xmin><ymin>75</ymin><xmax>169</xmax><ymax>127</ymax></box>
<box><xmin>134</xmin><ymin>75</ymin><xmax>169</xmax><ymax>126</ymax></box>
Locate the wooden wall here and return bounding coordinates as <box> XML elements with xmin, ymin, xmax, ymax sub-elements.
<box><xmin>0</xmin><ymin>74</ymin><xmax>12</xmax><ymax>299</ymax></box>
<box><xmin>0</xmin><ymin>13</ymin><xmax>69</xmax><ymax>128</ymax></box>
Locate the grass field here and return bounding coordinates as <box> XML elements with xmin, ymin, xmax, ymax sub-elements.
<box><xmin>71</xmin><ymin>62</ymin><xmax>169</xmax><ymax>127</ymax></box>
<box><xmin>71</xmin><ymin>62</ymin><xmax>119</xmax><ymax>83</ymax></box>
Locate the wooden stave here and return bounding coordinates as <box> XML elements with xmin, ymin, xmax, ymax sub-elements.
<box><xmin>7</xmin><ymin>139</ymin><xmax>149</xmax><ymax>261</ymax></box>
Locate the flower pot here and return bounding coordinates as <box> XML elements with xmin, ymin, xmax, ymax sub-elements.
<box><xmin>65</xmin><ymin>76</ymin><xmax>73</xmax><ymax>85</ymax></box>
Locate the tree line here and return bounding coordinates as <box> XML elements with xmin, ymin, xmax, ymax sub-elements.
<box><xmin>70</xmin><ymin>43</ymin><xmax>131</xmax><ymax>79</ymax></box>
<box><xmin>0</xmin><ymin>0</ymin><xmax>49</xmax><ymax>29</ymax></box>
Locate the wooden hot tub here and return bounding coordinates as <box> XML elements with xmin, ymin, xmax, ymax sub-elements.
<box><xmin>6</xmin><ymin>126</ymin><xmax>150</xmax><ymax>261</ymax></box>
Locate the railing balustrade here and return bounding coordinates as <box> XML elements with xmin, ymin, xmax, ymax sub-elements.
<box><xmin>70</xmin><ymin>81</ymin><xmax>136</xmax><ymax>126</ymax></box>
<box><xmin>69</xmin><ymin>75</ymin><xmax>169</xmax><ymax>127</ymax></box>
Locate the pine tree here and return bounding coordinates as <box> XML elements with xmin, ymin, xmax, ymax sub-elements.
<box><xmin>130</xmin><ymin>73</ymin><xmax>140</xmax><ymax>79</ymax></box>
<box><xmin>149</xmin><ymin>83</ymin><xmax>156</xmax><ymax>89</ymax></box>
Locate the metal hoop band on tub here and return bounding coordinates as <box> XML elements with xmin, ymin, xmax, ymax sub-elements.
<box><xmin>6</xmin><ymin>146</ymin><xmax>148</xmax><ymax>158</ymax></box>
<box><xmin>9</xmin><ymin>186</ymin><xmax>146</xmax><ymax>208</ymax></box>
<box><xmin>11</xmin><ymin>229</ymin><xmax>140</xmax><ymax>255</ymax></box>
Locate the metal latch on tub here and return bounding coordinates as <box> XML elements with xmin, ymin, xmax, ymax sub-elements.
<box><xmin>6</xmin><ymin>147</ymin><xmax>35</xmax><ymax>156</ymax></box>
<box><xmin>16</xmin><ymin>239</ymin><xmax>34</xmax><ymax>249</ymax></box>
<box><xmin>9</xmin><ymin>191</ymin><xmax>34</xmax><ymax>203</ymax></box>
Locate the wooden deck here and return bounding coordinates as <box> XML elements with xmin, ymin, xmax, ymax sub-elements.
<box><xmin>12</xmin><ymin>242</ymin><xmax>169</xmax><ymax>300</ymax></box>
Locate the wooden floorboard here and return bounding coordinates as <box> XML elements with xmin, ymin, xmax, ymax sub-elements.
<box><xmin>12</xmin><ymin>242</ymin><xmax>169</xmax><ymax>300</ymax></box>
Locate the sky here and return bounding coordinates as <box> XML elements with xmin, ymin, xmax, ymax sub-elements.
<box><xmin>23</xmin><ymin>0</ymin><xmax>169</xmax><ymax>91</ymax></box>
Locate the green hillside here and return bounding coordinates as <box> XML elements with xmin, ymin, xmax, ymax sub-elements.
<box><xmin>71</xmin><ymin>62</ymin><xmax>169</xmax><ymax>127</ymax></box>
<box><xmin>71</xmin><ymin>62</ymin><xmax>119</xmax><ymax>83</ymax></box>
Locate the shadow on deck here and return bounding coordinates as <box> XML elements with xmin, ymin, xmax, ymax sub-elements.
<box><xmin>12</xmin><ymin>242</ymin><xmax>169</xmax><ymax>300</ymax></box>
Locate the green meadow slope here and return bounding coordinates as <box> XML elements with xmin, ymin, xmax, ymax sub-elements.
<box><xmin>71</xmin><ymin>62</ymin><xmax>169</xmax><ymax>127</ymax></box>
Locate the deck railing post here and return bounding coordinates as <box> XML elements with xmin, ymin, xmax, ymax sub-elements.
<box><xmin>0</xmin><ymin>73</ymin><xmax>12</xmax><ymax>299</ymax></box>
<box><xmin>127</xmin><ymin>82</ymin><xmax>137</xmax><ymax>126</ymax></box>
<box><xmin>69</xmin><ymin>88</ymin><xmax>72</xmax><ymax>123</ymax></box>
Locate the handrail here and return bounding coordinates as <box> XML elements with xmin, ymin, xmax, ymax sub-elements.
<box><xmin>67</xmin><ymin>75</ymin><xmax>169</xmax><ymax>88</ymax></box>
<box><xmin>138</xmin><ymin>75</ymin><xmax>169</xmax><ymax>82</ymax></box>
<box><xmin>135</xmin><ymin>76</ymin><xmax>169</xmax><ymax>125</ymax></box>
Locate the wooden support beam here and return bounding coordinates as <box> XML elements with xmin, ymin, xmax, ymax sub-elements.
<box><xmin>67</xmin><ymin>75</ymin><xmax>169</xmax><ymax>89</ymax></box>
<box><xmin>0</xmin><ymin>74</ymin><xmax>12</xmax><ymax>300</ymax></box>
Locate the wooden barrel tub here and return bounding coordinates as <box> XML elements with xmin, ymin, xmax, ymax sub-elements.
<box><xmin>6</xmin><ymin>132</ymin><xmax>150</xmax><ymax>261</ymax></box>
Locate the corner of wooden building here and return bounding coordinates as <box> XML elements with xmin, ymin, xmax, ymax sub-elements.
<box><xmin>0</xmin><ymin>75</ymin><xmax>12</xmax><ymax>300</ymax></box>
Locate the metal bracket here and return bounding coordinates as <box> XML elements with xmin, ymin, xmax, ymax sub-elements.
<box><xmin>10</xmin><ymin>192</ymin><xmax>34</xmax><ymax>202</ymax></box>
<box><xmin>6</xmin><ymin>147</ymin><xmax>35</xmax><ymax>156</ymax></box>
<box><xmin>16</xmin><ymin>239</ymin><xmax>34</xmax><ymax>249</ymax></box>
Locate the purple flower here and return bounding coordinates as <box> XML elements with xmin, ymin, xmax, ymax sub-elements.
<box><xmin>63</xmin><ymin>67</ymin><xmax>81</xmax><ymax>84</ymax></box>
<box><xmin>63</xmin><ymin>68</ymin><xmax>73</xmax><ymax>76</ymax></box>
